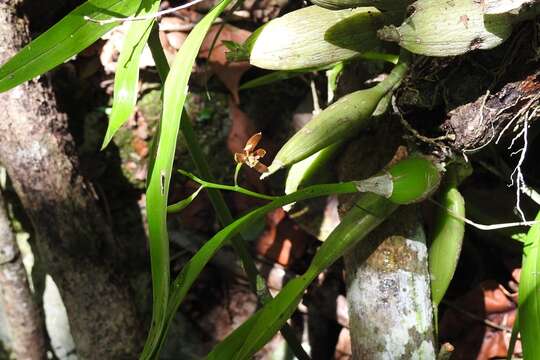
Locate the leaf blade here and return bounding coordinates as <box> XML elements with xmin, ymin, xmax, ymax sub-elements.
<box><xmin>518</xmin><ymin>210</ymin><xmax>540</xmax><ymax>359</ymax></box>
<box><xmin>144</xmin><ymin>181</ymin><xmax>359</xmax><ymax>358</ymax></box>
<box><xmin>101</xmin><ymin>0</ymin><xmax>161</xmax><ymax>148</ymax></box>
<box><xmin>208</xmin><ymin>194</ymin><xmax>398</xmax><ymax>359</ymax></box>
<box><xmin>0</xmin><ymin>0</ymin><xmax>143</xmax><ymax>92</ymax></box>
<box><xmin>141</xmin><ymin>0</ymin><xmax>234</xmax><ymax>357</ymax></box>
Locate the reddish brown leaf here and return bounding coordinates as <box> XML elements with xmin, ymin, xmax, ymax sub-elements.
<box><xmin>200</xmin><ymin>24</ymin><xmax>251</xmax><ymax>103</ymax></box>
<box><xmin>256</xmin><ymin>208</ymin><xmax>313</xmax><ymax>267</ymax></box>
<box><xmin>228</xmin><ymin>99</ymin><xmax>257</xmax><ymax>155</ymax></box>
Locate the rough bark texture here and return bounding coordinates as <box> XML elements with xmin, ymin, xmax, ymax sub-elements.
<box><xmin>344</xmin><ymin>207</ymin><xmax>435</xmax><ymax>359</ymax></box>
<box><xmin>0</xmin><ymin>188</ymin><xmax>46</xmax><ymax>359</ymax></box>
<box><xmin>0</xmin><ymin>2</ymin><xmax>143</xmax><ymax>359</ymax></box>
<box><xmin>338</xmin><ymin>117</ymin><xmax>435</xmax><ymax>359</ymax></box>
<box><xmin>441</xmin><ymin>70</ymin><xmax>539</xmax><ymax>151</ymax></box>
<box><xmin>396</xmin><ymin>23</ymin><xmax>539</xmax><ymax>154</ymax></box>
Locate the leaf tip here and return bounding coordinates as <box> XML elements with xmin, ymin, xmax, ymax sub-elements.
<box><xmin>100</xmin><ymin>131</ymin><xmax>114</xmax><ymax>151</ymax></box>
<box><xmin>260</xmin><ymin>161</ymin><xmax>283</xmax><ymax>179</ymax></box>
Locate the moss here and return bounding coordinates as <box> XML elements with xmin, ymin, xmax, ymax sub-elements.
<box><xmin>137</xmin><ymin>88</ymin><xmax>162</xmax><ymax>125</ymax></box>
<box><xmin>180</xmin><ymin>92</ymin><xmax>234</xmax><ymax>184</ymax></box>
<box><xmin>108</xmin><ymin>85</ymin><xmax>234</xmax><ymax>189</ymax></box>
<box><xmin>112</xmin><ymin>122</ymin><xmax>145</xmax><ymax>188</ymax></box>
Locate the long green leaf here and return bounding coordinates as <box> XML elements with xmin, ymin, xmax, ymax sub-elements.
<box><xmin>208</xmin><ymin>313</ymin><xmax>262</xmax><ymax>358</ymax></box>
<box><xmin>518</xmin><ymin>209</ymin><xmax>540</xmax><ymax>359</ymax></box>
<box><xmin>208</xmin><ymin>193</ymin><xmax>398</xmax><ymax>359</ymax></box>
<box><xmin>102</xmin><ymin>0</ymin><xmax>160</xmax><ymax>149</ymax></box>
<box><xmin>0</xmin><ymin>0</ymin><xmax>143</xmax><ymax>92</ymax></box>
<box><xmin>507</xmin><ymin>311</ymin><xmax>519</xmax><ymax>360</ymax></box>
<box><xmin>141</xmin><ymin>0</ymin><xmax>234</xmax><ymax>358</ymax></box>
<box><xmin>239</xmin><ymin>65</ymin><xmax>333</xmax><ymax>90</ymax></box>
<box><xmin>143</xmin><ymin>182</ymin><xmax>359</xmax><ymax>358</ymax></box>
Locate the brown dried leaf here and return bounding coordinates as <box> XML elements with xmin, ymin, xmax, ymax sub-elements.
<box><xmin>227</xmin><ymin>99</ymin><xmax>256</xmax><ymax>155</ymax></box>
<box><xmin>200</xmin><ymin>24</ymin><xmax>251</xmax><ymax>103</ymax></box>
<box><xmin>256</xmin><ymin>208</ymin><xmax>313</xmax><ymax>267</ymax></box>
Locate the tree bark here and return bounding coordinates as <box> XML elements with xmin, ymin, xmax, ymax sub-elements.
<box><xmin>0</xmin><ymin>2</ymin><xmax>143</xmax><ymax>359</ymax></box>
<box><xmin>0</xmin><ymin>185</ymin><xmax>46</xmax><ymax>359</ymax></box>
<box><xmin>337</xmin><ymin>117</ymin><xmax>435</xmax><ymax>359</ymax></box>
<box><xmin>344</xmin><ymin>207</ymin><xmax>435</xmax><ymax>359</ymax></box>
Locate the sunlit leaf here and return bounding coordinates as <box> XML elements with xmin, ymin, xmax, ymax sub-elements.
<box><xmin>140</xmin><ymin>0</ymin><xmax>234</xmax><ymax>358</ymax></box>
<box><xmin>208</xmin><ymin>193</ymin><xmax>398</xmax><ymax>359</ymax></box>
<box><xmin>518</xmin><ymin>210</ymin><xmax>540</xmax><ymax>359</ymax></box>
<box><xmin>507</xmin><ymin>311</ymin><xmax>519</xmax><ymax>360</ymax></box>
<box><xmin>150</xmin><ymin>181</ymin><xmax>360</xmax><ymax>357</ymax></box>
<box><xmin>0</xmin><ymin>0</ymin><xmax>143</xmax><ymax>92</ymax></box>
<box><xmin>101</xmin><ymin>0</ymin><xmax>161</xmax><ymax>149</ymax></box>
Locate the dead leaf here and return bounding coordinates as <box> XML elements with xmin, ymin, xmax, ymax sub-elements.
<box><xmin>440</xmin><ymin>280</ymin><xmax>519</xmax><ymax>359</ymax></box>
<box><xmin>131</xmin><ymin>137</ymin><xmax>149</xmax><ymax>158</ymax></box>
<box><xmin>227</xmin><ymin>99</ymin><xmax>257</xmax><ymax>154</ymax></box>
<box><xmin>200</xmin><ymin>24</ymin><xmax>251</xmax><ymax>103</ymax></box>
<box><xmin>99</xmin><ymin>23</ymin><xmax>155</xmax><ymax>73</ymax></box>
<box><xmin>256</xmin><ymin>208</ymin><xmax>313</xmax><ymax>267</ymax></box>
<box><xmin>335</xmin><ymin>328</ymin><xmax>352</xmax><ymax>359</ymax></box>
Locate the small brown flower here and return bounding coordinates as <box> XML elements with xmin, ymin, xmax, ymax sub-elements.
<box><xmin>234</xmin><ymin>132</ymin><xmax>268</xmax><ymax>173</ymax></box>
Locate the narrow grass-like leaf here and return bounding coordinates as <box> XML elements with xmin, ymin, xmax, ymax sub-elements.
<box><xmin>166</xmin><ymin>185</ymin><xmax>205</xmax><ymax>213</ymax></box>
<box><xmin>285</xmin><ymin>143</ymin><xmax>343</xmax><ymax>195</ymax></box>
<box><xmin>141</xmin><ymin>0</ymin><xmax>234</xmax><ymax>358</ymax></box>
<box><xmin>147</xmin><ymin>181</ymin><xmax>360</xmax><ymax>358</ymax></box>
<box><xmin>0</xmin><ymin>0</ymin><xmax>143</xmax><ymax>92</ymax></box>
<box><xmin>239</xmin><ymin>65</ymin><xmax>332</xmax><ymax>90</ymax></box>
<box><xmin>208</xmin><ymin>193</ymin><xmax>398</xmax><ymax>359</ymax></box>
<box><xmin>208</xmin><ymin>313</ymin><xmax>262</xmax><ymax>358</ymax></box>
<box><xmin>145</xmin><ymin>23</ymin><xmax>309</xmax><ymax>358</ymax></box>
<box><xmin>209</xmin><ymin>155</ymin><xmax>442</xmax><ymax>358</ymax></box>
<box><xmin>101</xmin><ymin>0</ymin><xmax>160</xmax><ymax>149</ymax></box>
<box><xmin>507</xmin><ymin>311</ymin><xmax>519</xmax><ymax>360</ymax></box>
<box><xmin>207</xmin><ymin>276</ymin><xmax>309</xmax><ymax>360</ymax></box>
<box><xmin>518</xmin><ymin>209</ymin><xmax>540</xmax><ymax>359</ymax></box>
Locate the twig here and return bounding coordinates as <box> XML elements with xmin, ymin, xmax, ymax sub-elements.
<box><xmin>84</xmin><ymin>0</ymin><xmax>208</xmax><ymax>25</ymax></box>
<box><xmin>442</xmin><ymin>300</ymin><xmax>513</xmax><ymax>333</ymax></box>
<box><xmin>391</xmin><ymin>96</ymin><xmax>453</xmax><ymax>148</ymax></box>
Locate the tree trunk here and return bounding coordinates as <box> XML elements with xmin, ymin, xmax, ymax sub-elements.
<box><xmin>337</xmin><ymin>116</ymin><xmax>436</xmax><ymax>359</ymax></box>
<box><xmin>344</xmin><ymin>207</ymin><xmax>435</xmax><ymax>359</ymax></box>
<box><xmin>0</xmin><ymin>185</ymin><xmax>46</xmax><ymax>359</ymax></box>
<box><xmin>0</xmin><ymin>1</ymin><xmax>143</xmax><ymax>359</ymax></box>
